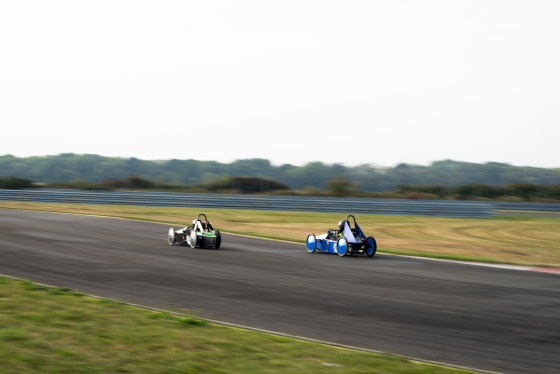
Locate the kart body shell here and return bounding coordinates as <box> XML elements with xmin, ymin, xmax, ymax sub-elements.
<box><xmin>167</xmin><ymin>214</ymin><xmax>221</xmax><ymax>249</ymax></box>
<box><xmin>306</xmin><ymin>215</ymin><xmax>376</xmax><ymax>257</ymax></box>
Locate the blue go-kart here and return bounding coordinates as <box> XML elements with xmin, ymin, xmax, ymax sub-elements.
<box><xmin>306</xmin><ymin>215</ymin><xmax>377</xmax><ymax>257</ymax></box>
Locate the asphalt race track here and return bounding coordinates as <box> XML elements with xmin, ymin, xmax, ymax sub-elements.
<box><xmin>1</xmin><ymin>209</ymin><xmax>559</xmax><ymax>374</ymax></box>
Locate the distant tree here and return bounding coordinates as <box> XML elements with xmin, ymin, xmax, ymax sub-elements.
<box><xmin>1</xmin><ymin>154</ymin><xmax>560</xmax><ymax>192</ymax></box>
<box><xmin>102</xmin><ymin>176</ymin><xmax>156</xmax><ymax>189</ymax></box>
<box><xmin>327</xmin><ymin>176</ymin><xmax>356</xmax><ymax>196</ymax></box>
<box><xmin>204</xmin><ymin>176</ymin><xmax>289</xmax><ymax>194</ymax></box>
<box><xmin>0</xmin><ymin>177</ymin><xmax>37</xmax><ymax>189</ymax></box>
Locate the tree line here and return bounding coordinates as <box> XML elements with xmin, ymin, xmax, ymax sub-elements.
<box><xmin>2</xmin><ymin>175</ymin><xmax>559</xmax><ymax>202</ymax></box>
<box><xmin>1</xmin><ymin>153</ymin><xmax>559</xmax><ymax>194</ymax></box>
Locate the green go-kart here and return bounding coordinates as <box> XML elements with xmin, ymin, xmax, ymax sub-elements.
<box><xmin>167</xmin><ymin>214</ymin><xmax>221</xmax><ymax>249</ymax></box>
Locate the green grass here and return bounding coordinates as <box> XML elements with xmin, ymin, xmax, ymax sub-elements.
<box><xmin>2</xmin><ymin>201</ymin><xmax>560</xmax><ymax>267</ymax></box>
<box><xmin>0</xmin><ymin>276</ymin><xmax>477</xmax><ymax>374</ymax></box>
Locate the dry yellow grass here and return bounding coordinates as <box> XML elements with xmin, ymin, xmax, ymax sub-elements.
<box><xmin>2</xmin><ymin>201</ymin><xmax>559</xmax><ymax>267</ymax></box>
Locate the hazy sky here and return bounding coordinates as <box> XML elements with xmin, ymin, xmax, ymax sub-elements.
<box><xmin>1</xmin><ymin>1</ymin><xmax>559</xmax><ymax>168</ymax></box>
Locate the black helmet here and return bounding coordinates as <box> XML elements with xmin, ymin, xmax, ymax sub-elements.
<box><xmin>338</xmin><ymin>220</ymin><xmax>347</xmax><ymax>231</ymax></box>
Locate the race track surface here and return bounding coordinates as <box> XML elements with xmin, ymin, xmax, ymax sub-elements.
<box><xmin>1</xmin><ymin>209</ymin><xmax>559</xmax><ymax>373</ymax></box>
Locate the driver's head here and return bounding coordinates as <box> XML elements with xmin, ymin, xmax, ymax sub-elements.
<box><xmin>338</xmin><ymin>220</ymin><xmax>347</xmax><ymax>231</ymax></box>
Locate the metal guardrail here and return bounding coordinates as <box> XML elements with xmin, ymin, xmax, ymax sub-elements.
<box><xmin>0</xmin><ymin>189</ymin><xmax>497</xmax><ymax>218</ymax></box>
<box><xmin>494</xmin><ymin>202</ymin><xmax>560</xmax><ymax>212</ymax></box>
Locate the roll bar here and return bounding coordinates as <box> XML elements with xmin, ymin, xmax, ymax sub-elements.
<box><xmin>346</xmin><ymin>215</ymin><xmax>357</xmax><ymax>228</ymax></box>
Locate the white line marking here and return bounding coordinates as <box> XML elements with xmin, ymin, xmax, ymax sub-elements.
<box><xmin>395</xmin><ymin>255</ymin><xmax>560</xmax><ymax>275</ymax></box>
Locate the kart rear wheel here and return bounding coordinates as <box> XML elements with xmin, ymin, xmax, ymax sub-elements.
<box><xmin>189</xmin><ymin>231</ymin><xmax>198</xmax><ymax>248</ymax></box>
<box><xmin>365</xmin><ymin>236</ymin><xmax>377</xmax><ymax>257</ymax></box>
<box><xmin>167</xmin><ymin>227</ymin><xmax>176</xmax><ymax>246</ymax></box>
<box><xmin>306</xmin><ymin>234</ymin><xmax>317</xmax><ymax>253</ymax></box>
<box><xmin>336</xmin><ymin>237</ymin><xmax>348</xmax><ymax>257</ymax></box>
<box><xmin>214</xmin><ymin>230</ymin><xmax>221</xmax><ymax>249</ymax></box>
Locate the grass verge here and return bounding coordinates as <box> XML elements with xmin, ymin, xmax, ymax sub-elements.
<box><xmin>0</xmin><ymin>276</ymin><xmax>478</xmax><ymax>374</ymax></box>
<box><xmin>1</xmin><ymin>201</ymin><xmax>559</xmax><ymax>267</ymax></box>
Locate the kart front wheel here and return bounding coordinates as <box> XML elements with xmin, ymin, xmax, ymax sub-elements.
<box><xmin>214</xmin><ymin>230</ymin><xmax>221</xmax><ymax>249</ymax></box>
<box><xmin>189</xmin><ymin>231</ymin><xmax>198</xmax><ymax>248</ymax></box>
<box><xmin>365</xmin><ymin>236</ymin><xmax>377</xmax><ymax>257</ymax></box>
<box><xmin>167</xmin><ymin>227</ymin><xmax>176</xmax><ymax>246</ymax></box>
<box><xmin>336</xmin><ymin>237</ymin><xmax>348</xmax><ymax>257</ymax></box>
<box><xmin>306</xmin><ymin>234</ymin><xmax>317</xmax><ymax>253</ymax></box>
